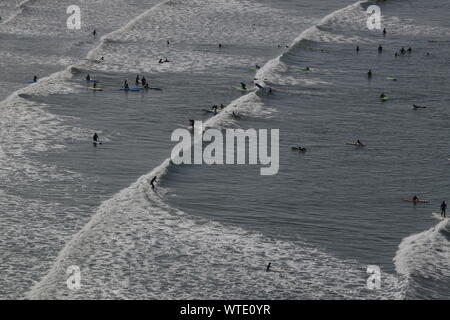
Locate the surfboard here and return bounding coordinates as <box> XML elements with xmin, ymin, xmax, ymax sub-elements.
<box><xmin>84</xmin><ymin>79</ymin><xmax>98</xmax><ymax>82</ymax></box>
<box><xmin>298</xmin><ymin>67</ymin><xmax>311</xmax><ymax>72</ymax></box>
<box><xmin>268</xmin><ymin>269</ymin><xmax>295</xmax><ymax>273</ymax></box>
<box><xmin>92</xmin><ymin>141</ymin><xmax>103</xmax><ymax>145</ymax></box>
<box><xmin>88</xmin><ymin>87</ymin><xmax>103</xmax><ymax>91</ymax></box>
<box><xmin>381</xmin><ymin>96</ymin><xmax>389</xmax><ymax>101</ymax></box>
<box><xmin>255</xmin><ymin>83</ymin><xmax>269</xmax><ymax>92</ymax></box>
<box><xmin>202</xmin><ymin>109</ymin><xmax>218</xmax><ymax>114</ymax></box>
<box><xmin>432</xmin><ymin>212</ymin><xmax>447</xmax><ymax>220</ymax></box>
<box><xmin>386</xmin><ymin>77</ymin><xmax>398</xmax><ymax>81</ymax></box>
<box><xmin>403</xmin><ymin>199</ymin><xmax>429</xmax><ymax>203</ymax></box>
<box><xmin>232</xmin><ymin>86</ymin><xmax>248</xmax><ymax>92</ymax></box>
<box><xmin>120</xmin><ymin>88</ymin><xmax>140</xmax><ymax>91</ymax></box>
<box><xmin>346</xmin><ymin>142</ymin><xmax>364</xmax><ymax>146</ymax></box>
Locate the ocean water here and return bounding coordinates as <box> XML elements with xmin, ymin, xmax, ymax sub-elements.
<box><xmin>0</xmin><ymin>0</ymin><xmax>449</xmax><ymax>300</ymax></box>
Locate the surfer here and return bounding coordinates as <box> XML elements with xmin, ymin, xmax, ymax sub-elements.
<box><xmin>413</xmin><ymin>104</ymin><xmax>426</xmax><ymax>109</ymax></box>
<box><xmin>135</xmin><ymin>75</ymin><xmax>140</xmax><ymax>85</ymax></box>
<box><xmin>211</xmin><ymin>105</ymin><xmax>218</xmax><ymax>114</ymax></box>
<box><xmin>86</xmin><ymin>74</ymin><xmax>91</xmax><ymax>81</ymax></box>
<box><xmin>356</xmin><ymin>45</ymin><xmax>360</xmax><ymax>53</ymax></box>
<box><xmin>368</xmin><ymin>69</ymin><xmax>372</xmax><ymax>78</ymax></box>
<box><xmin>240</xmin><ymin>82</ymin><xmax>247</xmax><ymax>90</ymax></box>
<box><xmin>93</xmin><ymin>132</ymin><xmax>99</xmax><ymax>142</ymax></box>
<box><xmin>412</xmin><ymin>195</ymin><xmax>418</xmax><ymax>202</ymax></box>
<box><xmin>33</xmin><ymin>75</ymin><xmax>38</xmax><ymax>82</ymax></box>
<box><xmin>255</xmin><ymin>64</ymin><xmax>261</xmax><ymax>69</ymax></box>
<box><xmin>232</xmin><ymin>111</ymin><xmax>241</xmax><ymax>119</ymax></box>
<box><xmin>395</xmin><ymin>52</ymin><xmax>398</xmax><ymax>58</ymax></box>
<box><xmin>441</xmin><ymin>201</ymin><xmax>447</xmax><ymax>218</ymax></box>
<box><xmin>93</xmin><ymin>29</ymin><xmax>96</xmax><ymax>36</ymax></box>
<box><xmin>123</xmin><ymin>80</ymin><xmax>129</xmax><ymax>89</ymax></box>
<box><xmin>378</xmin><ymin>44</ymin><xmax>383</xmax><ymax>53</ymax></box>
<box><xmin>167</xmin><ymin>40</ymin><xmax>170</xmax><ymax>45</ymax></box>
<box><xmin>93</xmin><ymin>82</ymin><xmax>97</xmax><ymax>89</ymax></box>
<box><xmin>356</xmin><ymin>140</ymin><xmax>364</xmax><ymax>146</ymax></box>
<box><xmin>100</xmin><ymin>56</ymin><xmax>104</xmax><ymax>61</ymax></box>
<box><xmin>266</xmin><ymin>263</ymin><xmax>271</xmax><ymax>272</ymax></box>
<box><xmin>219</xmin><ymin>43</ymin><xmax>222</xmax><ymax>48</ymax></box>
<box><xmin>141</xmin><ymin>77</ymin><xmax>147</xmax><ymax>86</ymax></box>
<box><xmin>164</xmin><ymin>58</ymin><xmax>170</xmax><ymax>63</ymax></box>
<box><xmin>407</xmin><ymin>47</ymin><xmax>412</xmax><ymax>53</ymax></box>
<box><xmin>383</xmin><ymin>28</ymin><xmax>387</xmax><ymax>37</ymax></box>
<box><xmin>150</xmin><ymin>176</ymin><xmax>157</xmax><ymax>190</ymax></box>
<box><xmin>220</xmin><ymin>104</ymin><xmax>226</xmax><ymax>109</ymax></box>
<box><xmin>400</xmin><ymin>47</ymin><xmax>406</xmax><ymax>54</ymax></box>
<box><xmin>380</xmin><ymin>93</ymin><xmax>387</xmax><ymax>99</ymax></box>
<box><xmin>189</xmin><ymin>119</ymin><xmax>195</xmax><ymax>128</ymax></box>
<box><xmin>159</xmin><ymin>59</ymin><xmax>164</xmax><ymax>64</ymax></box>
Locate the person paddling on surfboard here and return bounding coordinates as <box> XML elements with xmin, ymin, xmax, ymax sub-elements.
<box><xmin>240</xmin><ymin>82</ymin><xmax>247</xmax><ymax>90</ymax></box>
<box><xmin>380</xmin><ymin>93</ymin><xmax>387</xmax><ymax>99</ymax></box>
<box><xmin>33</xmin><ymin>75</ymin><xmax>38</xmax><ymax>82</ymax></box>
<box><xmin>266</xmin><ymin>263</ymin><xmax>271</xmax><ymax>272</ymax></box>
<box><xmin>441</xmin><ymin>201</ymin><xmax>447</xmax><ymax>218</ymax></box>
<box><xmin>123</xmin><ymin>80</ymin><xmax>129</xmax><ymax>89</ymax></box>
<box><xmin>356</xmin><ymin>140</ymin><xmax>364</xmax><ymax>146</ymax></box>
<box><xmin>150</xmin><ymin>176</ymin><xmax>157</xmax><ymax>190</ymax></box>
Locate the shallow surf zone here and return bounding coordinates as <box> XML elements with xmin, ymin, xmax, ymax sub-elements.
<box><xmin>26</xmin><ymin>157</ymin><xmax>402</xmax><ymax>300</ymax></box>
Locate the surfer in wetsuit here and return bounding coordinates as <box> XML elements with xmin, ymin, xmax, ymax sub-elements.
<box><xmin>135</xmin><ymin>75</ymin><xmax>140</xmax><ymax>85</ymax></box>
<box><xmin>164</xmin><ymin>58</ymin><xmax>170</xmax><ymax>63</ymax></box>
<box><xmin>93</xmin><ymin>29</ymin><xmax>96</xmax><ymax>36</ymax></box>
<box><xmin>211</xmin><ymin>105</ymin><xmax>218</xmax><ymax>114</ymax></box>
<box><xmin>33</xmin><ymin>75</ymin><xmax>38</xmax><ymax>82</ymax></box>
<box><xmin>150</xmin><ymin>176</ymin><xmax>157</xmax><ymax>190</ymax></box>
<box><xmin>356</xmin><ymin>45</ymin><xmax>360</xmax><ymax>53</ymax></box>
<box><xmin>380</xmin><ymin>92</ymin><xmax>387</xmax><ymax>99</ymax></box>
<box><xmin>356</xmin><ymin>140</ymin><xmax>364</xmax><ymax>146</ymax></box>
<box><xmin>141</xmin><ymin>77</ymin><xmax>147</xmax><ymax>86</ymax></box>
<box><xmin>266</xmin><ymin>263</ymin><xmax>271</xmax><ymax>272</ymax></box>
<box><xmin>123</xmin><ymin>80</ymin><xmax>129</xmax><ymax>89</ymax></box>
<box><xmin>86</xmin><ymin>74</ymin><xmax>91</xmax><ymax>81</ymax></box>
<box><xmin>93</xmin><ymin>82</ymin><xmax>97</xmax><ymax>88</ymax></box>
<box><xmin>441</xmin><ymin>201</ymin><xmax>447</xmax><ymax>218</ymax></box>
<box><xmin>383</xmin><ymin>28</ymin><xmax>387</xmax><ymax>37</ymax></box>
<box><xmin>412</xmin><ymin>195</ymin><xmax>418</xmax><ymax>202</ymax></box>
<box><xmin>92</xmin><ymin>133</ymin><xmax>99</xmax><ymax>144</ymax></box>
<box><xmin>240</xmin><ymin>82</ymin><xmax>247</xmax><ymax>90</ymax></box>
<box><xmin>378</xmin><ymin>44</ymin><xmax>383</xmax><ymax>53</ymax></box>
<box><xmin>368</xmin><ymin>69</ymin><xmax>372</xmax><ymax>78</ymax></box>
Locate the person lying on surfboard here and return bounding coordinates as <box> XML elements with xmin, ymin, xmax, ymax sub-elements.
<box><xmin>240</xmin><ymin>82</ymin><xmax>247</xmax><ymax>90</ymax></box>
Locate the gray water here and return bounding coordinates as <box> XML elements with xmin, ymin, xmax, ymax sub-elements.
<box><xmin>0</xmin><ymin>0</ymin><xmax>449</xmax><ymax>299</ymax></box>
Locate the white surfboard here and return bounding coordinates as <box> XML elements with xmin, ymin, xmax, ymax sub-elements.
<box><xmin>432</xmin><ymin>212</ymin><xmax>447</xmax><ymax>220</ymax></box>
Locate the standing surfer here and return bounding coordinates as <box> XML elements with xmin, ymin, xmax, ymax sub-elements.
<box><xmin>441</xmin><ymin>201</ymin><xmax>447</xmax><ymax>218</ymax></box>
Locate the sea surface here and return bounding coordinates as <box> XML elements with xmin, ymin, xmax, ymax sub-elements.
<box><xmin>0</xmin><ymin>0</ymin><xmax>449</xmax><ymax>299</ymax></box>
